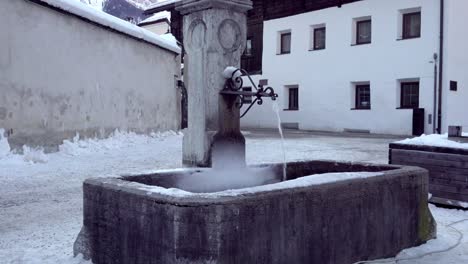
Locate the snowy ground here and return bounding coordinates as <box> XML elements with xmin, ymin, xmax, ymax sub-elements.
<box><xmin>0</xmin><ymin>129</ymin><xmax>467</xmax><ymax>264</ymax></box>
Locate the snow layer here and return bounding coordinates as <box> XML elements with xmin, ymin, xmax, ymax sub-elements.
<box><xmin>22</xmin><ymin>146</ymin><xmax>49</xmax><ymax>164</ymax></box>
<box><xmin>41</xmin><ymin>0</ymin><xmax>180</xmax><ymax>53</ymax></box>
<box><xmin>0</xmin><ymin>129</ymin><xmax>10</xmax><ymax>159</ymax></box>
<box><xmin>139</xmin><ymin>10</ymin><xmax>171</xmax><ymax>24</ymax></box>
<box><xmin>1</xmin><ymin>130</ymin><xmax>467</xmax><ymax>263</ymax></box>
<box><xmin>145</xmin><ymin>0</ymin><xmax>181</xmax><ymax>11</ymax></box>
<box><xmin>140</xmin><ymin>171</ymin><xmax>383</xmax><ymax>198</ymax></box>
<box><xmin>397</xmin><ymin>133</ymin><xmax>468</xmax><ymax>149</ymax></box>
<box><xmin>78</xmin><ymin>0</ymin><xmax>106</xmax><ymax>10</ymax></box>
<box><xmin>159</xmin><ymin>33</ymin><xmax>178</xmax><ymax>44</ymax></box>
<box><xmin>223</xmin><ymin>66</ymin><xmax>242</xmax><ymax>80</ymax></box>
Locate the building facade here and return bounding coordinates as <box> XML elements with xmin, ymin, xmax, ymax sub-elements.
<box><xmin>147</xmin><ymin>0</ymin><xmax>468</xmax><ymax>136</ymax></box>
<box><xmin>138</xmin><ymin>11</ymin><xmax>171</xmax><ymax>35</ymax></box>
<box><xmin>246</xmin><ymin>0</ymin><xmax>468</xmax><ymax>136</ymax></box>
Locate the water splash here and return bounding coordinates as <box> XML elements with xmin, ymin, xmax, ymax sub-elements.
<box><xmin>272</xmin><ymin>101</ymin><xmax>287</xmax><ymax>181</ymax></box>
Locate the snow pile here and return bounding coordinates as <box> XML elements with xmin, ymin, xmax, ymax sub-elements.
<box><xmin>23</xmin><ymin>146</ymin><xmax>49</xmax><ymax>164</ymax></box>
<box><xmin>78</xmin><ymin>0</ymin><xmax>107</xmax><ymax>10</ymax></box>
<box><xmin>140</xmin><ymin>171</ymin><xmax>383</xmax><ymax>198</ymax></box>
<box><xmin>223</xmin><ymin>66</ymin><xmax>242</xmax><ymax>80</ymax></box>
<box><xmin>59</xmin><ymin>130</ymin><xmax>181</xmax><ymax>156</ymax></box>
<box><xmin>7</xmin><ymin>251</ymin><xmax>91</xmax><ymax>264</ymax></box>
<box><xmin>41</xmin><ymin>0</ymin><xmax>180</xmax><ymax>53</ymax></box>
<box><xmin>139</xmin><ymin>10</ymin><xmax>171</xmax><ymax>24</ymax></box>
<box><xmin>0</xmin><ymin>129</ymin><xmax>181</xmax><ymax>164</ymax></box>
<box><xmin>0</xmin><ymin>129</ymin><xmax>11</xmax><ymax>159</ymax></box>
<box><xmin>397</xmin><ymin>133</ymin><xmax>468</xmax><ymax>149</ymax></box>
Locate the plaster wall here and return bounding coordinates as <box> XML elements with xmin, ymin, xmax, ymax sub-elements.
<box><xmin>241</xmin><ymin>0</ymin><xmax>441</xmax><ymax>136</ymax></box>
<box><xmin>0</xmin><ymin>0</ymin><xmax>181</xmax><ymax>149</ymax></box>
<box><xmin>442</xmin><ymin>0</ymin><xmax>468</xmax><ymax>133</ymax></box>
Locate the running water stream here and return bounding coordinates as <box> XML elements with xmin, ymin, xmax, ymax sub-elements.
<box><xmin>272</xmin><ymin>101</ymin><xmax>287</xmax><ymax>181</ymax></box>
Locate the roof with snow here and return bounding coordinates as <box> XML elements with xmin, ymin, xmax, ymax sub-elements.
<box><xmin>144</xmin><ymin>0</ymin><xmax>181</xmax><ymax>14</ymax></box>
<box><xmin>138</xmin><ymin>11</ymin><xmax>171</xmax><ymax>26</ymax></box>
<box><xmin>30</xmin><ymin>0</ymin><xmax>180</xmax><ymax>54</ymax></box>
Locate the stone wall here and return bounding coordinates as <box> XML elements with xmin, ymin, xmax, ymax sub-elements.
<box><xmin>0</xmin><ymin>0</ymin><xmax>181</xmax><ymax>150</ymax></box>
<box><xmin>76</xmin><ymin>160</ymin><xmax>436</xmax><ymax>264</ymax></box>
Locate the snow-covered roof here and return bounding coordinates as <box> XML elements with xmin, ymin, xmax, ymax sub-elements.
<box><xmin>145</xmin><ymin>0</ymin><xmax>181</xmax><ymax>14</ymax></box>
<box><xmin>34</xmin><ymin>0</ymin><xmax>180</xmax><ymax>54</ymax></box>
<box><xmin>138</xmin><ymin>11</ymin><xmax>171</xmax><ymax>25</ymax></box>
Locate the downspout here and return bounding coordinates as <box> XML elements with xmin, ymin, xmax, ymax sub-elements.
<box><xmin>437</xmin><ymin>0</ymin><xmax>444</xmax><ymax>134</ymax></box>
<box><xmin>433</xmin><ymin>53</ymin><xmax>438</xmax><ymax>133</ymax></box>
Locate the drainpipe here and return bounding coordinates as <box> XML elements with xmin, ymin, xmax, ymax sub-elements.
<box><xmin>433</xmin><ymin>53</ymin><xmax>438</xmax><ymax>133</ymax></box>
<box><xmin>437</xmin><ymin>0</ymin><xmax>444</xmax><ymax>134</ymax></box>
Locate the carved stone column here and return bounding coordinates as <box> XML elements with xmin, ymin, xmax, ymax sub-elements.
<box><xmin>178</xmin><ymin>0</ymin><xmax>252</xmax><ymax>167</ymax></box>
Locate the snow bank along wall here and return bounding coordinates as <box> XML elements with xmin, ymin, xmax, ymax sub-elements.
<box><xmin>0</xmin><ymin>0</ymin><xmax>181</xmax><ymax>150</ymax></box>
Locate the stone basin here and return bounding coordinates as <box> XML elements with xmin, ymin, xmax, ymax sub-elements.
<box><xmin>74</xmin><ymin>160</ymin><xmax>436</xmax><ymax>264</ymax></box>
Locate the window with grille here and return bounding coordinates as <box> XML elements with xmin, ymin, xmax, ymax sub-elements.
<box><xmin>401</xmin><ymin>82</ymin><xmax>419</xmax><ymax>108</ymax></box>
<box><xmin>280</xmin><ymin>32</ymin><xmax>291</xmax><ymax>54</ymax></box>
<box><xmin>355</xmin><ymin>84</ymin><xmax>371</xmax><ymax>109</ymax></box>
<box><xmin>244</xmin><ymin>38</ymin><xmax>253</xmax><ymax>56</ymax></box>
<box><xmin>403</xmin><ymin>12</ymin><xmax>421</xmax><ymax>39</ymax></box>
<box><xmin>242</xmin><ymin>87</ymin><xmax>252</xmax><ymax>103</ymax></box>
<box><xmin>288</xmin><ymin>87</ymin><xmax>299</xmax><ymax>110</ymax></box>
<box><xmin>356</xmin><ymin>19</ymin><xmax>372</xmax><ymax>44</ymax></box>
<box><xmin>313</xmin><ymin>27</ymin><xmax>326</xmax><ymax>50</ymax></box>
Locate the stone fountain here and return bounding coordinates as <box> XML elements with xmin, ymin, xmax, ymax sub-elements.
<box><xmin>74</xmin><ymin>1</ymin><xmax>436</xmax><ymax>263</ymax></box>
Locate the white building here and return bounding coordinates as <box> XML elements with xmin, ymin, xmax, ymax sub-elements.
<box><xmin>240</xmin><ymin>0</ymin><xmax>468</xmax><ymax>136</ymax></box>
<box><xmin>138</xmin><ymin>11</ymin><xmax>171</xmax><ymax>35</ymax></box>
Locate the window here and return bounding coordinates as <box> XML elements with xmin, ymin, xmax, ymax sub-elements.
<box><xmin>313</xmin><ymin>27</ymin><xmax>326</xmax><ymax>50</ymax></box>
<box><xmin>242</xmin><ymin>87</ymin><xmax>252</xmax><ymax>103</ymax></box>
<box><xmin>356</xmin><ymin>19</ymin><xmax>372</xmax><ymax>44</ymax></box>
<box><xmin>280</xmin><ymin>32</ymin><xmax>291</xmax><ymax>54</ymax></box>
<box><xmin>403</xmin><ymin>12</ymin><xmax>421</xmax><ymax>39</ymax></box>
<box><xmin>401</xmin><ymin>82</ymin><xmax>419</xmax><ymax>108</ymax></box>
<box><xmin>287</xmin><ymin>87</ymin><xmax>299</xmax><ymax>110</ymax></box>
<box><xmin>244</xmin><ymin>38</ymin><xmax>253</xmax><ymax>56</ymax></box>
<box><xmin>450</xmin><ymin>81</ymin><xmax>458</xmax><ymax>91</ymax></box>
<box><xmin>355</xmin><ymin>84</ymin><xmax>371</xmax><ymax>109</ymax></box>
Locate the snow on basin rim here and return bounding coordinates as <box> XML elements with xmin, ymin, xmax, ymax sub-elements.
<box><xmin>37</xmin><ymin>0</ymin><xmax>181</xmax><ymax>54</ymax></box>
<box><xmin>138</xmin><ymin>171</ymin><xmax>383</xmax><ymax>198</ymax></box>
<box><xmin>397</xmin><ymin>133</ymin><xmax>468</xmax><ymax>150</ymax></box>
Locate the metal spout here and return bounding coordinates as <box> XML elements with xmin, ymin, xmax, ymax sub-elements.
<box><xmin>220</xmin><ymin>68</ymin><xmax>278</xmax><ymax>118</ymax></box>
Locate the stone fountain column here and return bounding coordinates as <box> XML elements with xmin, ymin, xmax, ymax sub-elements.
<box><xmin>178</xmin><ymin>0</ymin><xmax>252</xmax><ymax>167</ymax></box>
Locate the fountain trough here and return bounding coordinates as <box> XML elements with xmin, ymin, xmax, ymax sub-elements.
<box><xmin>75</xmin><ymin>160</ymin><xmax>435</xmax><ymax>264</ymax></box>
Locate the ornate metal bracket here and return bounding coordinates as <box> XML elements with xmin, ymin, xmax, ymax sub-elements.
<box><xmin>220</xmin><ymin>68</ymin><xmax>278</xmax><ymax>118</ymax></box>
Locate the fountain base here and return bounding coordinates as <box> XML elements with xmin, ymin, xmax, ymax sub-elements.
<box><xmin>74</xmin><ymin>160</ymin><xmax>435</xmax><ymax>264</ymax></box>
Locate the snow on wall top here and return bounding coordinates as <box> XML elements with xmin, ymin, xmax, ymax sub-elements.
<box><xmin>139</xmin><ymin>11</ymin><xmax>171</xmax><ymax>24</ymax></box>
<box><xmin>396</xmin><ymin>133</ymin><xmax>468</xmax><ymax>150</ymax></box>
<box><xmin>35</xmin><ymin>0</ymin><xmax>180</xmax><ymax>53</ymax></box>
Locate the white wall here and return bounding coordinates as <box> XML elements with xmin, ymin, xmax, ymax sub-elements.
<box><xmin>0</xmin><ymin>0</ymin><xmax>181</xmax><ymax>149</ymax></box>
<box><xmin>442</xmin><ymin>0</ymin><xmax>468</xmax><ymax>133</ymax></box>
<box><xmin>142</xmin><ymin>22</ymin><xmax>170</xmax><ymax>35</ymax></box>
<box><xmin>241</xmin><ymin>0</ymin><xmax>441</xmax><ymax>136</ymax></box>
